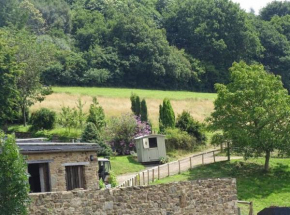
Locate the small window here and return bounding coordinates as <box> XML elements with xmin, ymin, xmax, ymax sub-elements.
<box><xmin>28</xmin><ymin>163</ymin><xmax>51</xmax><ymax>193</ymax></box>
<box><xmin>65</xmin><ymin>166</ymin><xmax>85</xmax><ymax>191</ymax></box>
<box><xmin>149</xmin><ymin>138</ymin><xmax>157</xmax><ymax>148</ymax></box>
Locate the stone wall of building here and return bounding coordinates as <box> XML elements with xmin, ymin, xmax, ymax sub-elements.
<box><xmin>28</xmin><ymin>178</ymin><xmax>238</xmax><ymax>215</ymax></box>
<box><xmin>25</xmin><ymin>151</ymin><xmax>98</xmax><ymax>191</ymax></box>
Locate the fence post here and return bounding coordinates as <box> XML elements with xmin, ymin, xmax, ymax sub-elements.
<box><xmin>190</xmin><ymin>157</ymin><xmax>192</xmax><ymax>169</ymax></box>
<box><xmin>227</xmin><ymin>142</ymin><xmax>230</xmax><ymax>161</ymax></box>
<box><xmin>213</xmin><ymin>151</ymin><xmax>216</xmax><ymax>163</ymax></box>
<box><xmin>178</xmin><ymin>160</ymin><xmax>181</xmax><ymax>174</ymax></box>
<box><xmin>143</xmin><ymin>171</ymin><xmax>145</xmax><ymax>185</ymax></box>
<box><xmin>168</xmin><ymin>163</ymin><xmax>170</xmax><ymax>176</ymax></box>
<box><xmin>152</xmin><ymin>169</ymin><xmax>155</xmax><ymax>182</ymax></box>
<box><xmin>202</xmin><ymin>154</ymin><xmax>204</xmax><ymax>164</ymax></box>
<box><xmin>158</xmin><ymin>166</ymin><xmax>160</xmax><ymax>180</ymax></box>
<box><xmin>139</xmin><ymin>173</ymin><xmax>141</xmax><ymax>186</ymax></box>
<box><xmin>249</xmin><ymin>202</ymin><xmax>253</xmax><ymax>215</ymax></box>
<box><xmin>147</xmin><ymin>170</ymin><xmax>149</xmax><ymax>185</ymax></box>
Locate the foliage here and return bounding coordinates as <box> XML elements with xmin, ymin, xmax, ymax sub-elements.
<box><xmin>108</xmin><ymin>171</ymin><xmax>117</xmax><ymax>187</ymax></box>
<box><xmin>87</xmin><ymin>97</ymin><xmax>105</xmax><ymax>130</ymax></box>
<box><xmin>159</xmin><ymin>98</ymin><xmax>175</xmax><ymax>132</ymax></box>
<box><xmin>159</xmin><ymin>156</ymin><xmax>169</xmax><ymax>164</ymax></box>
<box><xmin>140</xmin><ymin>99</ymin><xmax>148</xmax><ymax>122</ymax></box>
<box><xmin>207</xmin><ymin>61</ymin><xmax>290</xmax><ymax>171</ymax></box>
<box><xmin>165</xmin><ymin>128</ymin><xmax>197</xmax><ymax>152</ymax></box>
<box><xmin>99</xmin><ymin>178</ymin><xmax>105</xmax><ymax>189</ymax></box>
<box><xmin>97</xmin><ymin>141</ymin><xmax>112</xmax><ymax>157</ymax></box>
<box><xmin>76</xmin><ymin>98</ymin><xmax>86</xmax><ymax>129</ymax></box>
<box><xmin>0</xmin><ymin>132</ymin><xmax>30</xmax><ymax>215</ymax></box>
<box><xmin>176</xmin><ymin>111</ymin><xmax>206</xmax><ymax>143</ymax></box>
<box><xmin>58</xmin><ymin>106</ymin><xmax>78</xmax><ymax>132</ymax></box>
<box><xmin>0</xmin><ymin>29</ymin><xmax>20</xmax><ymax>125</ymax></box>
<box><xmin>30</xmin><ymin>108</ymin><xmax>56</xmax><ymax>131</ymax></box>
<box><xmin>106</xmin><ymin>114</ymin><xmax>151</xmax><ymax>155</ymax></box>
<box><xmin>260</xmin><ymin>1</ymin><xmax>290</xmax><ymax>21</ymax></box>
<box><xmin>130</xmin><ymin>93</ymin><xmax>141</xmax><ymax>116</ymax></box>
<box><xmin>81</xmin><ymin>122</ymin><xmax>100</xmax><ymax>143</ymax></box>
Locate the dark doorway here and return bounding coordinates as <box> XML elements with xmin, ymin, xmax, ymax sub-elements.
<box><xmin>65</xmin><ymin>166</ymin><xmax>85</xmax><ymax>191</ymax></box>
<box><xmin>28</xmin><ymin>163</ymin><xmax>50</xmax><ymax>193</ymax></box>
<box><xmin>149</xmin><ymin>138</ymin><xmax>158</xmax><ymax>148</ymax></box>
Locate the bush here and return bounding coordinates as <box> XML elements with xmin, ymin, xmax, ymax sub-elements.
<box><xmin>81</xmin><ymin>122</ymin><xmax>100</xmax><ymax>143</ymax></box>
<box><xmin>165</xmin><ymin>128</ymin><xmax>197</xmax><ymax>152</ymax></box>
<box><xmin>176</xmin><ymin>111</ymin><xmax>206</xmax><ymax>143</ymax></box>
<box><xmin>97</xmin><ymin>141</ymin><xmax>112</xmax><ymax>157</ymax></box>
<box><xmin>99</xmin><ymin>179</ymin><xmax>105</xmax><ymax>189</ymax></box>
<box><xmin>108</xmin><ymin>171</ymin><xmax>117</xmax><ymax>187</ymax></box>
<box><xmin>87</xmin><ymin>97</ymin><xmax>105</xmax><ymax>130</ymax></box>
<box><xmin>106</xmin><ymin>114</ymin><xmax>151</xmax><ymax>155</ymax></box>
<box><xmin>0</xmin><ymin>132</ymin><xmax>30</xmax><ymax>214</ymax></box>
<box><xmin>30</xmin><ymin>108</ymin><xmax>56</xmax><ymax>131</ymax></box>
<box><xmin>159</xmin><ymin>99</ymin><xmax>175</xmax><ymax>132</ymax></box>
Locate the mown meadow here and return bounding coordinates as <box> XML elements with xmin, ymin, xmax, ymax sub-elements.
<box><xmin>31</xmin><ymin>87</ymin><xmax>216</xmax><ymax>128</ymax></box>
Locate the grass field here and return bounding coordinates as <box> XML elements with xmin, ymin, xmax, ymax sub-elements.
<box><xmin>109</xmin><ymin>155</ymin><xmax>145</xmax><ymax>175</ymax></box>
<box><xmin>152</xmin><ymin>158</ymin><xmax>290</xmax><ymax>213</ymax></box>
<box><xmin>31</xmin><ymin>87</ymin><xmax>216</xmax><ymax>128</ymax></box>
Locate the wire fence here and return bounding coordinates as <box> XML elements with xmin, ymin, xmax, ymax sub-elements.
<box><xmin>117</xmin><ymin>149</ymin><xmax>226</xmax><ymax>187</ymax></box>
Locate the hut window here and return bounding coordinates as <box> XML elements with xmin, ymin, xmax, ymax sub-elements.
<box><xmin>65</xmin><ymin>166</ymin><xmax>85</xmax><ymax>191</ymax></box>
<box><xmin>28</xmin><ymin>163</ymin><xmax>51</xmax><ymax>193</ymax></box>
<box><xmin>149</xmin><ymin>138</ymin><xmax>158</xmax><ymax>148</ymax></box>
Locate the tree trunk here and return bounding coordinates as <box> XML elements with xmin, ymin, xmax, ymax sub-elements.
<box><xmin>264</xmin><ymin>151</ymin><xmax>271</xmax><ymax>172</ymax></box>
<box><xmin>22</xmin><ymin>106</ymin><xmax>27</xmax><ymax>127</ymax></box>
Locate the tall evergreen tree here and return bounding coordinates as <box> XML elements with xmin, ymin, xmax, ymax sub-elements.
<box><xmin>140</xmin><ymin>99</ymin><xmax>148</xmax><ymax>122</ymax></box>
<box><xmin>159</xmin><ymin>98</ymin><xmax>175</xmax><ymax>131</ymax></box>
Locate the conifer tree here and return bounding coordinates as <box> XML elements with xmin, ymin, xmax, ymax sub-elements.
<box><xmin>159</xmin><ymin>99</ymin><xmax>175</xmax><ymax>131</ymax></box>
<box><xmin>140</xmin><ymin>99</ymin><xmax>148</xmax><ymax>122</ymax></box>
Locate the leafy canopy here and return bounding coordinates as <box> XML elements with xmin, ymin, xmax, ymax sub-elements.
<box><xmin>208</xmin><ymin>61</ymin><xmax>290</xmax><ymax>171</ymax></box>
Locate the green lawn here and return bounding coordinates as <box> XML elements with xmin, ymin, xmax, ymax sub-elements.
<box><xmin>53</xmin><ymin>86</ymin><xmax>217</xmax><ymax>100</ymax></box>
<box><xmin>152</xmin><ymin>158</ymin><xmax>290</xmax><ymax>213</ymax></box>
<box><xmin>109</xmin><ymin>155</ymin><xmax>146</xmax><ymax>175</ymax></box>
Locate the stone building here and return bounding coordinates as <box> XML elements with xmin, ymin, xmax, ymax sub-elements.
<box><xmin>17</xmin><ymin>140</ymin><xmax>99</xmax><ymax>192</ymax></box>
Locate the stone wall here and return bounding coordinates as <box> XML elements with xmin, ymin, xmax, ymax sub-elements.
<box><xmin>25</xmin><ymin>151</ymin><xmax>98</xmax><ymax>191</ymax></box>
<box><xmin>28</xmin><ymin>178</ymin><xmax>238</xmax><ymax>215</ymax></box>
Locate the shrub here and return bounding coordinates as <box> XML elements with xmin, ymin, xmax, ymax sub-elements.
<box><xmin>30</xmin><ymin>108</ymin><xmax>56</xmax><ymax>131</ymax></box>
<box><xmin>108</xmin><ymin>171</ymin><xmax>117</xmax><ymax>187</ymax></box>
<box><xmin>81</xmin><ymin>122</ymin><xmax>100</xmax><ymax>143</ymax></box>
<box><xmin>176</xmin><ymin>111</ymin><xmax>206</xmax><ymax>143</ymax></box>
<box><xmin>99</xmin><ymin>179</ymin><xmax>105</xmax><ymax>189</ymax></box>
<box><xmin>0</xmin><ymin>132</ymin><xmax>30</xmax><ymax>214</ymax></box>
<box><xmin>97</xmin><ymin>141</ymin><xmax>112</xmax><ymax>157</ymax></box>
<box><xmin>130</xmin><ymin>93</ymin><xmax>141</xmax><ymax>116</ymax></box>
<box><xmin>106</xmin><ymin>114</ymin><xmax>151</xmax><ymax>155</ymax></box>
<box><xmin>165</xmin><ymin>128</ymin><xmax>197</xmax><ymax>152</ymax></box>
<box><xmin>87</xmin><ymin>97</ymin><xmax>105</xmax><ymax>130</ymax></box>
<box><xmin>58</xmin><ymin>106</ymin><xmax>78</xmax><ymax>132</ymax></box>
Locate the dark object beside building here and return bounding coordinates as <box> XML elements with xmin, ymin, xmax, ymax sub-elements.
<box><xmin>258</xmin><ymin>207</ymin><xmax>290</xmax><ymax>215</ymax></box>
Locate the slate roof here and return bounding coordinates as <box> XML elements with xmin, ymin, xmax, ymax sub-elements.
<box><xmin>17</xmin><ymin>142</ymin><xmax>99</xmax><ymax>154</ymax></box>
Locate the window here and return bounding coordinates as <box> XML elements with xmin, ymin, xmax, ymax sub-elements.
<box><xmin>65</xmin><ymin>166</ymin><xmax>85</xmax><ymax>191</ymax></box>
<box><xmin>149</xmin><ymin>138</ymin><xmax>157</xmax><ymax>148</ymax></box>
<box><xmin>28</xmin><ymin>163</ymin><xmax>51</xmax><ymax>193</ymax></box>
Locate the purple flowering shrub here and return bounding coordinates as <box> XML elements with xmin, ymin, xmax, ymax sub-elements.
<box><xmin>106</xmin><ymin>113</ymin><xmax>151</xmax><ymax>155</ymax></box>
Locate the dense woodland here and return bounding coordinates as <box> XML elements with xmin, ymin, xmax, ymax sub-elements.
<box><xmin>2</xmin><ymin>0</ymin><xmax>290</xmax><ymax>124</ymax></box>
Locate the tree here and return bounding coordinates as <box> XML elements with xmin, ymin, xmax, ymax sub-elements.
<box><xmin>159</xmin><ymin>98</ymin><xmax>175</xmax><ymax>131</ymax></box>
<box><xmin>207</xmin><ymin>61</ymin><xmax>290</xmax><ymax>171</ymax></box>
<box><xmin>0</xmin><ymin>29</ymin><xmax>21</xmax><ymax>126</ymax></box>
<box><xmin>13</xmin><ymin>30</ymin><xmax>55</xmax><ymax>126</ymax></box>
<box><xmin>130</xmin><ymin>93</ymin><xmax>141</xmax><ymax>116</ymax></box>
<box><xmin>81</xmin><ymin>122</ymin><xmax>100</xmax><ymax>143</ymax></box>
<box><xmin>0</xmin><ymin>132</ymin><xmax>30</xmax><ymax>214</ymax></box>
<box><xmin>260</xmin><ymin>1</ymin><xmax>290</xmax><ymax>21</ymax></box>
<box><xmin>140</xmin><ymin>99</ymin><xmax>148</xmax><ymax>122</ymax></box>
<box><xmin>87</xmin><ymin>97</ymin><xmax>105</xmax><ymax>130</ymax></box>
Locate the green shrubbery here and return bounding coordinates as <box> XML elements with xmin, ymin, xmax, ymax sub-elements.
<box><xmin>165</xmin><ymin>128</ymin><xmax>197</xmax><ymax>152</ymax></box>
<box><xmin>30</xmin><ymin>108</ymin><xmax>56</xmax><ymax>131</ymax></box>
<box><xmin>159</xmin><ymin>99</ymin><xmax>175</xmax><ymax>132</ymax></box>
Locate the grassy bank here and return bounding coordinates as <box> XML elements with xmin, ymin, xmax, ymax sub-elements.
<box><xmin>109</xmin><ymin>155</ymin><xmax>145</xmax><ymax>175</ymax></box>
<box><xmin>152</xmin><ymin>158</ymin><xmax>290</xmax><ymax>213</ymax></box>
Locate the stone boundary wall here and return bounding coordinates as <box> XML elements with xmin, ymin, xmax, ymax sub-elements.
<box><xmin>29</xmin><ymin>178</ymin><xmax>238</xmax><ymax>215</ymax></box>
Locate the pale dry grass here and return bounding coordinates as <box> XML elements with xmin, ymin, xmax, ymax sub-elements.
<box><xmin>31</xmin><ymin>93</ymin><xmax>214</xmax><ymax>127</ymax></box>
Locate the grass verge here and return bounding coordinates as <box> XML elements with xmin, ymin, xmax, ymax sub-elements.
<box><xmin>109</xmin><ymin>155</ymin><xmax>146</xmax><ymax>176</ymax></box>
<box><xmin>152</xmin><ymin>158</ymin><xmax>290</xmax><ymax>213</ymax></box>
